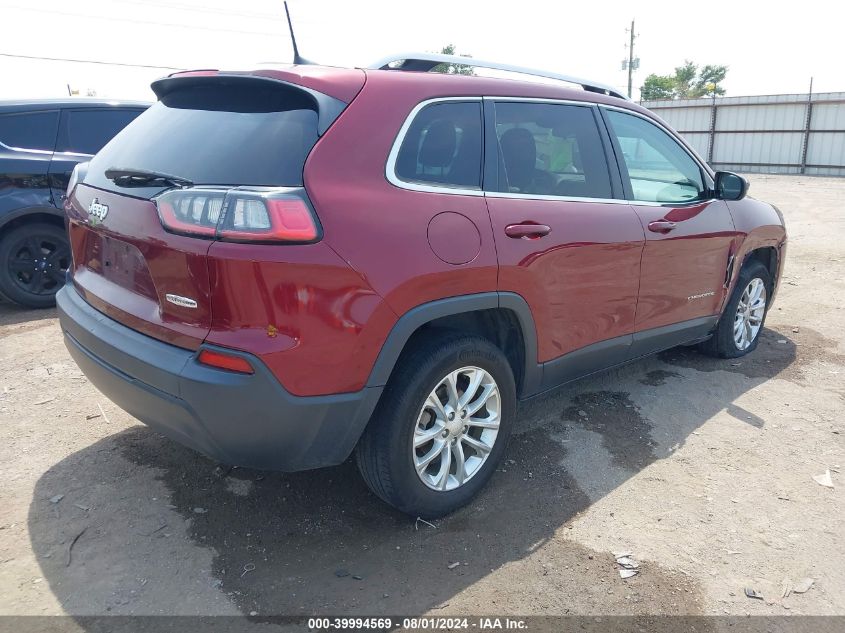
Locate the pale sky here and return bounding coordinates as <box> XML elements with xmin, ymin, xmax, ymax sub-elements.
<box><xmin>2</xmin><ymin>0</ymin><xmax>841</xmax><ymax>102</ymax></box>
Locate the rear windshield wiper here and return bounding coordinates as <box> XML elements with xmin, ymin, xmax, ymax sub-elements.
<box><xmin>104</xmin><ymin>167</ymin><xmax>193</xmax><ymax>188</ymax></box>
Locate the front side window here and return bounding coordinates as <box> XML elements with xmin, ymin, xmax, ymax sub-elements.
<box><xmin>493</xmin><ymin>102</ymin><xmax>612</xmax><ymax>199</ymax></box>
<box><xmin>395</xmin><ymin>101</ymin><xmax>483</xmax><ymax>189</ymax></box>
<box><xmin>0</xmin><ymin>111</ymin><xmax>59</xmax><ymax>151</ymax></box>
<box><xmin>605</xmin><ymin>110</ymin><xmax>705</xmax><ymax>203</ymax></box>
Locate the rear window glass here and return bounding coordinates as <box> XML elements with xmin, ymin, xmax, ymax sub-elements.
<box><xmin>493</xmin><ymin>102</ymin><xmax>612</xmax><ymax>199</ymax></box>
<box><xmin>0</xmin><ymin>110</ymin><xmax>59</xmax><ymax>151</ymax></box>
<box><xmin>395</xmin><ymin>101</ymin><xmax>483</xmax><ymax>189</ymax></box>
<box><xmin>86</xmin><ymin>82</ymin><xmax>319</xmax><ymax>195</ymax></box>
<box><xmin>58</xmin><ymin>108</ymin><xmax>144</xmax><ymax>155</ymax></box>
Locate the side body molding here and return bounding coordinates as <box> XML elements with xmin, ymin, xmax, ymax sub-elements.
<box><xmin>366</xmin><ymin>292</ymin><xmax>543</xmax><ymax>398</ymax></box>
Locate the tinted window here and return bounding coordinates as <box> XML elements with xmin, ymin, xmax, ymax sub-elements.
<box><xmin>58</xmin><ymin>109</ymin><xmax>144</xmax><ymax>155</ymax></box>
<box><xmin>493</xmin><ymin>102</ymin><xmax>612</xmax><ymax>199</ymax></box>
<box><xmin>0</xmin><ymin>111</ymin><xmax>59</xmax><ymax>151</ymax></box>
<box><xmin>395</xmin><ymin>101</ymin><xmax>483</xmax><ymax>189</ymax></box>
<box><xmin>605</xmin><ymin>110</ymin><xmax>705</xmax><ymax>203</ymax></box>
<box><xmin>86</xmin><ymin>82</ymin><xmax>320</xmax><ymax>196</ymax></box>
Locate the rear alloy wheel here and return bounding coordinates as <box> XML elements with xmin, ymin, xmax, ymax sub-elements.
<box><xmin>0</xmin><ymin>223</ymin><xmax>70</xmax><ymax>308</ymax></box>
<box><xmin>413</xmin><ymin>366</ymin><xmax>501</xmax><ymax>491</ymax></box>
<box><xmin>357</xmin><ymin>332</ymin><xmax>515</xmax><ymax>518</ymax></box>
<box><xmin>699</xmin><ymin>259</ymin><xmax>772</xmax><ymax>358</ymax></box>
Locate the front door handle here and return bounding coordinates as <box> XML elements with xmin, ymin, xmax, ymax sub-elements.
<box><xmin>505</xmin><ymin>223</ymin><xmax>551</xmax><ymax>239</ymax></box>
<box><xmin>648</xmin><ymin>220</ymin><xmax>677</xmax><ymax>234</ymax></box>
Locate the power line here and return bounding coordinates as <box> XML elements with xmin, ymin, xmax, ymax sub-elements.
<box><xmin>112</xmin><ymin>0</ymin><xmax>286</xmax><ymax>22</ymax></box>
<box><xmin>0</xmin><ymin>52</ymin><xmax>185</xmax><ymax>71</ymax></box>
<box><xmin>7</xmin><ymin>4</ymin><xmax>283</xmax><ymax>38</ymax></box>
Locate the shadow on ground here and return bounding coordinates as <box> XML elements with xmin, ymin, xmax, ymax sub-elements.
<box><xmin>0</xmin><ymin>300</ymin><xmax>57</xmax><ymax>328</ymax></box>
<box><xmin>27</xmin><ymin>328</ymin><xmax>801</xmax><ymax>619</ymax></box>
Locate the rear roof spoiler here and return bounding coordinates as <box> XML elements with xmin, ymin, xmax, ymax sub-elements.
<box><xmin>151</xmin><ymin>73</ymin><xmax>347</xmax><ymax>135</ymax></box>
<box><xmin>370</xmin><ymin>53</ymin><xmax>628</xmax><ymax>100</ymax></box>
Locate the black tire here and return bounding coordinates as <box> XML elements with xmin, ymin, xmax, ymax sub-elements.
<box><xmin>0</xmin><ymin>223</ymin><xmax>70</xmax><ymax>309</ymax></box>
<box><xmin>356</xmin><ymin>331</ymin><xmax>516</xmax><ymax>518</ymax></box>
<box><xmin>699</xmin><ymin>259</ymin><xmax>772</xmax><ymax>358</ymax></box>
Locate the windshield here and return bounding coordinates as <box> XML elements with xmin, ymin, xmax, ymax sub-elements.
<box><xmin>85</xmin><ymin>81</ymin><xmax>320</xmax><ymax>197</ymax></box>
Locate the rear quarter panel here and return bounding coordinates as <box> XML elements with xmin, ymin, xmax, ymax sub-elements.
<box><xmin>303</xmin><ymin>72</ymin><xmax>499</xmax><ymax>331</ymax></box>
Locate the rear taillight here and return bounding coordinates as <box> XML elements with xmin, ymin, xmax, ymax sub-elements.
<box><xmin>154</xmin><ymin>187</ymin><xmax>319</xmax><ymax>243</ymax></box>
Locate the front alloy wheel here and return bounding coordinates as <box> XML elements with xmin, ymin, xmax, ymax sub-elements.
<box><xmin>733</xmin><ymin>277</ymin><xmax>767</xmax><ymax>350</ymax></box>
<box><xmin>698</xmin><ymin>259</ymin><xmax>772</xmax><ymax>359</ymax></box>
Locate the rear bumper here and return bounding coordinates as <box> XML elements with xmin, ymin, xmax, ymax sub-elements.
<box><xmin>56</xmin><ymin>284</ymin><xmax>382</xmax><ymax>471</ymax></box>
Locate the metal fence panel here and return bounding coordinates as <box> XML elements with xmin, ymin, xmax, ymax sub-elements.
<box><xmin>807</xmin><ymin>132</ymin><xmax>845</xmax><ymax>166</ymax></box>
<box><xmin>715</xmin><ymin>104</ymin><xmax>805</xmax><ymax>131</ymax></box>
<box><xmin>679</xmin><ymin>132</ymin><xmax>710</xmax><ymax>157</ymax></box>
<box><xmin>713</xmin><ymin>132</ymin><xmax>804</xmax><ymax>165</ymax></box>
<box><xmin>811</xmin><ymin>103</ymin><xmax>845</xmax><ymax>130</ymax></box>
<box><xmin>654</xmin><ymin>106</ymin><xmax>711</xmax><ymax>132</ymax></box>
<box><xmin>642</xmin><ymin>92</ymin><xmax>845</xmax><ymax>176</ymax></box>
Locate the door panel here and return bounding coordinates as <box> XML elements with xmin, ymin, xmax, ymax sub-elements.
<box><xmin>631</xmin><ymin>199</ymin><xmax>736</xmax><ymax>331</ymax></box>
<box><xmin>489</xmin><ymin>197</ymin><xmax>644</xmax><ymax>363</ymax></box>
<box><xmin>602</xmin><ymin>108</ymin><xmax>738</xmax><ymax>335</ymax></box>
<box><xmin>486</xmin><ymin>100</ymin><xmax>643</xmax><ymax>367</ymax></box>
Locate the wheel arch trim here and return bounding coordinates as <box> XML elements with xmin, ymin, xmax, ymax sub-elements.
<box><xmin>366</xmin><ymin>292</ymin><xmax>542</xmax><ymax>397</ymax></box>
<box><xmin>0</xmin><ymin>206</ymin><xmax>65</xmax><ymax>233</ymax></box>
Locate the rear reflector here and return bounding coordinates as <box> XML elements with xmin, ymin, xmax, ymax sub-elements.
<box><xmin>154</xmin><ymin>187</ymin><xmax>319</xmax><ymax>243</ymax></box>
<box><xmin>197</xmin><ymin>349</ymin><xmax>254</xmax><ymax>374</ymax></box>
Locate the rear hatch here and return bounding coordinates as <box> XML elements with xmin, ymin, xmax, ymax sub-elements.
<box><xmin>66</xmin><ymin>71</ymin><xmax>358</xmax><ymax>349</ymax></box>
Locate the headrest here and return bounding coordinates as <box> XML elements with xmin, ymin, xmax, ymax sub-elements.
<box><xmin>418</xmin><ymin>119</ymin><xmax>457</xmax><ymax>168</ymax></box>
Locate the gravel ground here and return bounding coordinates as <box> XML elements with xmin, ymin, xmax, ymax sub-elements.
<box><xmin>0</xmin><ymin>175</ymin><xmax>842</xmax><ymax>621</ymax></box>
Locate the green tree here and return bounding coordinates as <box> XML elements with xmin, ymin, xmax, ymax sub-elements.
<box><xmin>431</xmin><ymin>44</ymin><xmax>475</xmax><ymax>76</ymax></box>
<box><xmin>640</xmin><ymin>60</ymin><xmax>728</xmax><ymax>100</ymax></box>
<box><xmin>670</xmin><ymin>61</ymin><xmax>695</xmax><ymax>97</ymax></box>
<box><xmin>640</xmin><ymin>74</ymin><xmax>676</xmax><ymax>100</ymax></box>
<box><xmin>692</xmin><ymin>64</ymin><xmax>728</xmax><ymax>97</ymax></box>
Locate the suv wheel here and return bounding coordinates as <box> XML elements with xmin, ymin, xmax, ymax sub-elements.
<box><xmin>0</xmin><ymin>223</ymin><xmax>70</xmax><ymax>309</ymax></box>
<box><xmin>700</xmin><ymin>259</ymin><xmax>772</xmax><ymax>358</ymax></box>
<box><xmin>356</xmin><ymin>332</ymin><xmax>516</xmax><ymax>518</ymax></box>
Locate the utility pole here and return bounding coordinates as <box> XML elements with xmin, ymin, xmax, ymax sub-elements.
<box><xmin>621</xmin><ymin>20</ymin><xmax>639</xmax><ymax>99</ymax></box>
<box><xmin>627</xmin><ymin>20</ymin><xmax>635</xmax><ymax>98</ymax></box>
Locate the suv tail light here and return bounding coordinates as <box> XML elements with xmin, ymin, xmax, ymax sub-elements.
<box><xmin>154</xmin><ymin>187</ymin><xmax>319</xmax><ymax>243</ymax></box>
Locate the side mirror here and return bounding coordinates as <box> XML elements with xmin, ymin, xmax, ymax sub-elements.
<box><xmin>714</xmin><ymin>171</ymin><xmax>749</xmax><ymax>201</ymax></box>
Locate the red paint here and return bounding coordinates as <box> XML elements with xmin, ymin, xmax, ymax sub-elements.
<box><xmin>66</xmin><ymin>65</ymin><xmax>786</xmax><ymax>399</ymax></box>
<box><xmin>630</xmin><ymin>200</ymin><xmax>739</xmax><ymax>331</ymax></box>
<box><xmin>427</xmin><ymin>212</ymin><xmax>481</xmax><ymax>265</ymax></box>
<box><xmin>487</xmin><ymin>198</ymin><xmax>644</xmax><ymax>360</ymax></box>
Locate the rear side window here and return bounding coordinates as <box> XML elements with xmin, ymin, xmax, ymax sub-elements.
<box><xmin>493</xmin><ymin>102</ymin><xmax>612</xmax><ymax>199</ymax></box>
<box><xmin>395</xmin><ymin>101</ymin><xmax>483</xmax><ymax>189</ymax></box>
<box><xmin>0</xmin><ymin>111</ymin><xmax>59</xmax><ymax>151</ymax></box>
<box><xmin>58</xmin><ymin>108</ymin><xmax>144</xmax><ymax>155</ymax></box>
<box><xmin>86</xmin><ymin>82</ymin><xmax>320</xmax><ymax>195</ymax></box>
<box><xmin>605</xmin><ymin>110</ymin><xmax>705</xmax><ymax>203</ymax></box>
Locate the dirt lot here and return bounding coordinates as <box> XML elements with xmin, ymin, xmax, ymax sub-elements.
<box><xmin>0</xmin><ymin>175</ymin><xmax>843</xmax><ymax>622</ymax></box>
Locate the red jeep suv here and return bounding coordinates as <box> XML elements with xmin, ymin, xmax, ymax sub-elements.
<box><xmin>57</xmin><ymin>55</ymin><xmax>786</xmax><ymax>517</ymax></box>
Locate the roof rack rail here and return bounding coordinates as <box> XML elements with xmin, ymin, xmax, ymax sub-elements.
<box><xmin>369</xmin><ymin>53</ymin><xmax>628</xmax><ymax>101</ymax></box>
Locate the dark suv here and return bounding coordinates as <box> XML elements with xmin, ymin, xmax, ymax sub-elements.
<box><xmin>0</xmin><ymin>99</ymin><xmax>147</xmax><ymax>307</ymax></box>
<box><xmin>57</xmin><ymin>55</ymin><xmax>786</xmax><ymax>517</ymax></box>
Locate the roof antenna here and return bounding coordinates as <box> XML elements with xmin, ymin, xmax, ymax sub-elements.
<box><xmin>284</xmin><ymin>1</ymin><xmax>312</xmax><ymax>65</ymax></box>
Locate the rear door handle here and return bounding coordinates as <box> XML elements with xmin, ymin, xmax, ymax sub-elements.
<box><xmin>648</xmin><ymin>220</ymin><xmax>677</xmax><ymax>234</ymax></box>
<box><xmin>505</xmin><ymin>223</ymin><xmax>551</xmax><ymax>239</ymax></box>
